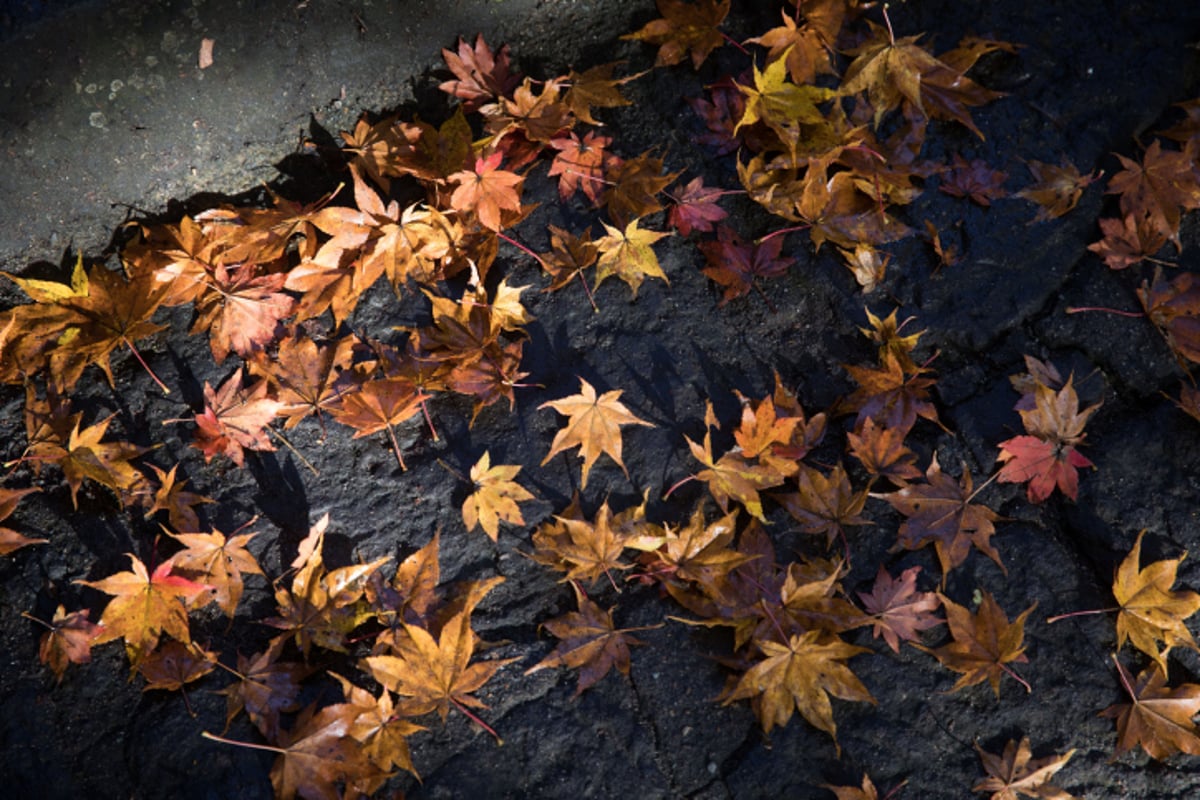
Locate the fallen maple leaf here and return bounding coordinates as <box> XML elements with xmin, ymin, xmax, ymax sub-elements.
<box><xmin>847</xmin><ymin>418</ymin><xmax>922</xmax><ymax>486</ymax></box>
<box><xmin>439</xmin><ymin>34</ymin><xmax>521</xmax><ymax>112</ymax></box>
<box><xmin>1110</xmin><ymin>529</ymin><xmax>1200</xmax><ymax>670</ymax></box>
<box><xmin>747</xmin><ymin>4</ymin><xmax>844</xmax><ymax>86</ymax></box>
<box><xmin>1106</xmin><ymin>138</ymin><xmax>1200</xmax><ymax>244</ymax></box>
<box><xmin>329</xmin><ymin>376</ymin><xmax>428</xmax><ymax>470</ymax></box>
<box><xmin>685</xmin><ymin>427</ymin><xmax>786</xmax><ymax>523</ymax></box>
<box><xmin>190</xmin><ymin>261</ymin><xmax>294</xmax><ymax>364</ymax></box>
<box><xmin>192</xmin><ymin>370</ymin><xmax>282</xmax><ymax>468</ymax></box>
<box><xmin>858</xmin><ymin>565</ymin><xmax>943</xmax><ymax>653</ymax></box>
<box><xmin>822</xmin><ymin>774</ymin><xmax>885</xmax><ymax>800</ymax></box>
<box><xmin>138</xmin><ymin>638</ymin><xmax>217</xmax><ymax>693</ymax></box>
<box><xmin>216</xmin><ymin>638</ymin><xmax>310</xmax><ymax>741</ymax></box>
<box><xmin>1088</xmin><ymin>212</ymin><xmax>1169</xmax><ymax>270</ymax></box>
<box><xmin>531</xmin><ymin>499</ymin><xmax>641</xmax><ymax>588</ymax></box>
<box><xmin>562</xmin><ymin>61</ymin><xmax>641</xmax><ymax>126</ymax></box>
<box><xmin>79</xmin><ymin>554</ymin><xmax>209</xmax><ymax>665</ymax></box>
<box><xmin>461</xmin><ymin>451</ymin><xmax>535</xmax><ymax>541</ymax></box>
<box><xmin>539</xmin><ymin>377</ymin><xmax>653</xmax><ymax>488</ymax></box>
<box><xmin>594</xmin><ymin>218</ymin><xmax>671</xmax><ymax>297</ymax></box>
<box><xmin>548</xmin><ymin>131</ymin><xmax>614</xmax><ymax>203</ymax></box>
<box><xmin>447</xmin><ymin>152</ymin><xmax>525</xmax><ymax>232</ymax></box>
<box><xmin>361</xmin><ymin>607</ymin><xmax>515</xmax><ymax>733</ymax></box>
<box><xmin>885</xmin><ymin>455</ymin><xmax>1005</xmax><ymax>576</ymax></box>
<box><xmin>667</xmin><ymin>176</ymin><xmax>730</xmax><ymax>236</ymax></box>
<box><xmin>939</xmin><ymin>154</ymin><xmax>1009</xmax><ymax>206</ymax></box>
<box><xmin>329</xmin><ymin>672</ymin><xmax>425</xmax><ymax>778</ymax></box>
<box><xmin>973</xmin><ymin>736</ymin><xmax>1077</xmax><ymax>800</ymax></box>
<box><xmin>776</xmin><ymin>462</ymin><xmax>871</xmax><ymax>551</ymax></box>
<box><xmin>1100</xmin><ymin>655</ymin><xmax>1200</xmax><ymax>760</ymax></box>
<box><xmin>0</xmin><ymin>486</ymin><xmax>46</xmax><ymax>556</ymax></box>
<box><xmin>526</xmin><ymin>582</ymin><xmax>657</xmax><ymax>694</ymax></box>
<box><xmin>1138</xmin><ymin>268</ymin><xmax>1200</xmax><ymax>365</ymax></box>
<box><xmin>919</xmin><ymin>591</ymin><xmax>1034</xmax><ymax>696</ymax></box>
<box><xmin>721</xmin><ymin>629</ymin><xmax>874</xmax><ymax>749</ymax></box>
<box><xmin>623</xmin><ymin>0</ymin><xmax>731</xmax><ymax>69</ymax></box>
<box><xmin>698</xmin><ymin>224</ymin><xmax>794</xmax><ymax>306</ymax></box>
<box><xmin>1015</xmin><ymin>158</ymin><xmax>1100</xmax><ymax>223</ymax></box>
<box><xmin>142</xmin><ymin>463</ymin><xmax>215</xmax><ymax>532</ymax></box>
<box><xmin>24</xmin><ymin>404</ymin><xmax>149</xmax><ymax>509</ymax></box>
<box><xmin>24</xmin><ymin>604</ymin><xmax>100</xmax><ymax>682</ymax></box>
<box><xmin>996</xmin><ymin>377</ymin><xmax>1099</xmax><ymax>503</ymax></box>
<box><xmin>168</xmin><ymin>525</ymin><xmax>264</xmax><ymax>618</ymax></box>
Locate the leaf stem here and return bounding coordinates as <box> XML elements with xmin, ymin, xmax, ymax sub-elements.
<box><xmin>1045</xmin><ymin>606</ymin><xmax>1118</xmax><ymax>624</ymax></box>
<box><xmin>265</xmin><ymin>426</ymin><xmax>320</xmax><ymax>476</ymax></box>
<box><xmin>497</xmin><ymin>232</ymin><xmax>548</xmax><ymax>271</ymax></box>
<box><xmin>123</xmin><ymin>336</ymin><xmax>171</xmax><ymax>394</ymax></box>
<box><xmin>450</xmin><ymin>697</ymin><xmax>503</xmax><ymax>744</ymax></box>
<box><xmin>1065</xmin><ymin>305</ymin><xmax>1144</xmax><ymax>318</ymax></box>
<box><xmin>384</xmin><ymin>421</ymin><xmax>407</xmax><ymax>470</ymax></box>
<box><xmin>1000</xmin><ymin>661</ymin><xmax>1032</xmax><ymax>693</ymax></box>
<box><xmin>201</xmin><ymin>730</ymin><xmax>285</xmax><ymax>755</ymax></box>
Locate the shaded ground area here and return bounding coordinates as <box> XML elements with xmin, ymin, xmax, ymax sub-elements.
<box><xmin>3</xmin><ymin>1</ymin><xmax>1200</xmax><ymax>799</ymax></box>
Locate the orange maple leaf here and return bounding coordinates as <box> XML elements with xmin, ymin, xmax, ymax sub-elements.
<box><xmin>192</xmin><ymin>370</ymin><xmax>283</xmax><ymax>467</ymax></box>
<box><xmin>461</xmin><ymin>451</ymin><xmax>535</xmax><ymax>541</ymax></box>
<box><xmin>623</xmin><ymin>0</ymin><xmax>731</xmax><ymax>69</ymax></box>
<box><xmin>168</xmin><ymin>525</ymin><xmax>264</xmax><ymax>618</ymax></box>
<box><xmin>996</xmin><ymin>377</ymin><xmax>1099</xmax><ymax>502</ymax></box>
<box><xmin>78</xmin><ymin>554</ymin><xmax>209</xmax><ymax>665</ymax></box>
<box><xmin>539</xmin><ymin>377</ymin><xmax>653</xmax><ymax>488</ymax></box>
<box><xmin>1100</xmin><ymin>655</ymin><xmax>1200</xmax><ymax>760</ymax></box>
<box><xmin>447</xmin><ymin>152</ymin><xmax>525</xmax><ymax>232</ymax></box>
<box><xmin>918</xmin><ymin>591</ymin><xmax>1034</xmax><ymax>696</ymax></box>
<box><xmin>526</xmin><ymin>582</ymin><xmax>657</xmax><ymax>694</ymax></box>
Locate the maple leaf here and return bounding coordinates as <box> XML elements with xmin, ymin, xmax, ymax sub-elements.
<box><xmin>548</xmin><ymin>131</ymin><xmax>613</xmax><ymax>203</ymax></box>
<box><xmin>439</xmin><ymin>34</ymin><xmax>521</xmax><ymax>111</ymax></box>
<box><xmin>698</xmin><ymin>225</ymin><xmax>794</xmax><ymax>306</ymax></box>
<box><xmin>142</xmin><ymin>463</ymin><xmax>215</xmax><ymax>532</ymax></box>
<box><xmin>78</xmin><ymin>554</ymin><xmax>209</xmax><ymax>665</ymax></box>
<box><xmin>623</xmin><ymin>0</ymin><xmax>731</xmax><ymax>69</ymax></box>
<box><xmin>191</xmin><ymin>261</ymin><xmax>294</xmax><ymax>364</ymax></box>
<box><xmin>1138</xmin><ymin>269</ymin><xmax>1200</xmax><ymax>365</ymax></box>
<box><xmin>776</xmin><ymin>463</ymin><xmax>871</xmax><ymax>550</ymax></box>
<box><xmin>841</xmin><ymin>351</ymin><xmax>941</xmax><ymax>433</ymax></box>
<box><xmin>939</xmin><ymin>154</ymin><xmax>1009</xmax><ymax>206</ymax></box>
<box><xmin>1100</xmin><ymin>656</ymin><xmax>1200</xmax><ymax>760</ymax></box>
<box><xmin>687</xmin><ymin>82</ymin><xmax>746</xmax><ymax>155</ymax></box>
<box><xmin>0</xmin><ymin>486</ymin><xmax>47</xmax><ymax>556</ymax></box>
<box><xmin>206</xmin><ymin>702</ymin><xmax>377</xmax><ymax>800</ymax></box>
<box><xmin>366</xmin><ymin>532</ymin><xmax>442</xmax><ymax>631</ymax></box>
<box><xmin>539</xmin><ymin>225</ymin><xmax>599</xmax><ymax>293</ymax></box>
<box><xmin>539</xmin><ymin>377</ymin><xmax>653</xmax><ymax>488</ymax></box>
<box><xmin>48</xmin><ymin>262</ymin><xmax>171</xmax><ymax>393</ymax></box>
<box><xmin>847</xmin><ymin>418</ymin><xmax>922</xmax><ymax>486</ymax></box>
<box><xmin>858</xmin><ymin>565</ymin><xmax>943</xmax><ymax>653</ymax></box>
<box><xmin>24</xmin><ymin>404</ymin><xmax>149</xmax><ymax>509</ymax></box>
<box><xmin>491</xmin><ymin>77</ymin><xmax>573</xmax><ymax>144</ymax></box>
<box><xmin>362</xmin><ymin>607</ymin><xmax>515</xmax><ymax>728</ymax></box>
<box><xmin>168</xmin><ymin>525</ymin><xmax>263</xmax><ymax>618</ymax></box>
<box><xmin>329</xmin><ymin>673</ymin><xmax>425</xmax><ymax>778</ymax></box>
<box><xmin>24</xmin><ymin>604</ymin><xmax>100</xmax><ymax>682</ymax></box>
<box><xmin>249</xmin><ymin>333</ymin><xmax>356</xmax><ymax>432</ymax></box>
<box><xmin>192</xmin><ymin>370</ymin><xmax>283</xmax><ymax>468</ymax></box>
<box><xmin>721</xmin><ymin>629</ymin><xmax>874</xmax><ymax>748</ymax></box>
<box><xmin>838</xmin><ymin>243</ymin><xmax>890</xmax><ymax>294</ymax></box>
<box><xmin>973</xmin><ymin>736</ymin><xmax>1077</xmax><ymax>800</ymax></box>
<box><xmin>1106</xmin><ymin>138</ymin><xmax>1200</xmax><ymax>243</ymax></box>
<box><xmin>461</xmin><ymin>451</ymin><xmax>535</xmax><ymax>541</ymax></box>
<box><xmin>531</xmin><ymin>500</ymin><xmax>640</xmax><ymax>588</ymax></box>
<box><xmin>822</xmin><ymin>774</ymin><xmax>883</xmax><ymax>800</ymax></box>
<box><xmin>997</xmin><ymin>378</ymin><xmax>1099</xmax><ymax>503</ymax></box>
<box><xmin>885</xmin><ymin>455</ymin><xmax>1005</xmax><ymax>576</ymax></box>
<box><xmin>684</xmin><ymin>428</ymin><xmax>786</xmax><ymax>523</ymax></box>
<box><xmin>217</xmin><ymin>638</ymin><xmax>310</xmax><ymax>741</ymax></box>
<box><xmin>1015</xmin><ymin>158</ymin><xmax>1101</xmax><ymax>223</ymax></box>
<box><xmin>448</xmin><ymin>152</ymin><xmax>525</xmax><ymax>232</ymax></box>
<box><xmin>594</xmin><ymin>217</ymin><xmax>671</xmax><ymax>297</ymax></box>
<box><xmin>747</xmin><ymin>5</ymin><xmax>844</xmax><ymax>86</ymax></box>
<box><xmin>138</xmin><ymin>638</ymin><xmax>217</xmax><ymax>692</ymax></box>
<box><xmin>1087</xmin><ymin>212</ymin><xmax>1169</xmax><ymax>270</ymax></box>
<box><xmin>603</xmin><ymin>153</ymin><xmax>676</xmax><ymax>227</ymax></box>
<box><xmin>526</xmin><ymin>582</ymin><xmax>657</xmax><ymax>694</ymax></box>
<box><xmin>735</xmin><ymin>53</ymin><xmax>836</xmax><ymax>148</ymax></box>
<box><xmin>639</xmin><ymin>505</ymin><xmax>749</xmax><ymax>597</ymax></box>
<box><xmin>1110</xmin><ymin>529</ymin><xmax>1200</xmax><ymax>670</ymax></box>
<box><xmin>265</xmin><ymin>515</ymin><xmax>388</xmax><ymax>656</ymax></box>
<box><xmin>562</xmin><ymin>62</ymin><xmax>641</xmax><ymax>126</ymax></box>
<box><xmin>841</xmin><ymin>23</ymin><xmax>1006</xmax><ymax>138</ymax></box>
<box><xmin>329</xmin><ymin>376</ymin><xmax>428</xmax><ymax>470</ymax></box>
<box><xmin>918</xmin><ymin>591</ymin><xmax>1034</xmax><ymax>696</ymax></box>
<box><xmin>667</xmin><ymin>176</ymin><xmax>730</xmax><ymax>237</ymax></box>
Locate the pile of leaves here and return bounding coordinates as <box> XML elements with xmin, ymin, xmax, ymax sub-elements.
<box><xmin>4</xmin><ymin>1</ymin><xmax>1200</xmax><ymax>798</ymax></box>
